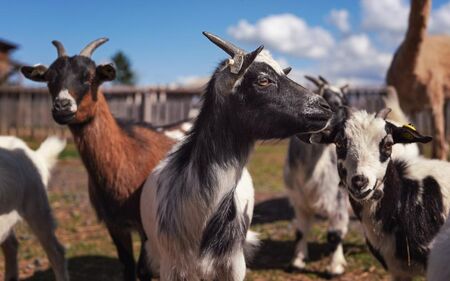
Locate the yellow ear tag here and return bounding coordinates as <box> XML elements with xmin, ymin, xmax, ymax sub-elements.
<box><xmin>401</xmin><ymin>124</ymin><xmax>416</xmax><ymax>140</ymax></box>
<box><xmin>403</xmin><ymin>123</ymin><xmax>416</xmax><ymax>131</ymax></box>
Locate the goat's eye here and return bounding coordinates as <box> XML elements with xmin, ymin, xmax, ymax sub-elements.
<box><xmin>257</xmin><ymin>77</ymin><xmax>270</xmax><ymax>87</ymax></box>
<box><xmin>384</xmin><ymin>141</ymin><xmax>393</xmax><ymax>150</ymax></box>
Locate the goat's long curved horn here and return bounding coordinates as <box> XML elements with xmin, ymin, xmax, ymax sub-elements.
<box><xmin>79</xmin><ymin>38</ymin><xmax>109</xmax><ymax>58</ymax></box>
<box><xmin>202</xmin><ymin>32</ymin><xmax>245</xmax><ymax>57</ymax></box>
<box><xmin>319</xmin><ymin>75</ymin><xmax>329</xmax><ymax>85</ymax></box>
<box><xmin>304</xmin><ymin>75</ymin><xmax>322</xmax><ymax>87</ymax></box>
<box><xmin>375</xmin><ymin>108</ymin><xmax>392</xmax><ymax>120</ymax></box>
<box><xmin>52</xmin><ymin>40</ymin><xmax>67</xmax><ymax>57</ymax></box>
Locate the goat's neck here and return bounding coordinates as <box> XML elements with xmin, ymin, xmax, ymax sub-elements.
<box><xmin>69</xmin><ymin>93</ymin><xmax>127</xmax><ymax>186</ymax></box>
<box><xmin>400</xmin><ymin>0</ymin><xmax>430</xmax><ymax>67</ymax></box>
<box><xmin>176</xmin><ymin>104</ymin><xmax>254</xmax><ymax>190</ymax></box>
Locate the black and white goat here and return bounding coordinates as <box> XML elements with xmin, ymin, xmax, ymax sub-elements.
<box><xmin>302</xmin><ymin>107</ymin><xmax>450</xmax><ymax>281</ymax></box>
<box><xmin>285</xmin><ymin>82</ymin><xmax>418</xmax><ymax>275</ymax></box>
<box><xmin>284</xmin><ymin>75</ymin><xmax>350</xmax><ymax>275</ymax></box>
<box><xmin>140</xmin><ymin>32</ymin><xmax>333</xmax><ymax>280</ymax></box>
<box><xmin>0</xmin><ymin>136</ymin><xmax>68</xmax><ymax>281</ymax></box>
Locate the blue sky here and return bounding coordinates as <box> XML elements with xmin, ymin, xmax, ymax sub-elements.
<box><xmin>2</xmin><ymin>0</ymin><xmax>450</xmax><ymax>86</ymax></box>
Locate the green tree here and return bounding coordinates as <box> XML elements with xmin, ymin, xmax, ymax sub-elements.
<box><xmin>111</xmin><ymin>51</ymin><xmax>136</xmax><ymax>85</ymax></box>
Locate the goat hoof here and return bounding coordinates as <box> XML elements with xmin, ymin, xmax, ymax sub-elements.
<box><xmin>286</xmin><ymin>259</ymin><xmax>306</xmax><ymax>273</ymax></box>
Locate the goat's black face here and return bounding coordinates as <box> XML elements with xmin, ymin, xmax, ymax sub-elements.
<box><xmin>231</xmin><ymin>59</ymin><xmax>332</xmax><ymax>139</ymax></box>
<box><xmin>21</xmin><ymin>39</ymin><xmax>115</xmax><ymax>125</ymax></box>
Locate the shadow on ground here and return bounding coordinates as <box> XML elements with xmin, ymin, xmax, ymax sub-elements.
<box><xmin>252</xmin><ymin>196</ymin><xmax>294</xmax><ymax>224</ymax></box>
<box><xmin>23</xmin><ymin>256</ymin><xmax>124</xmax><ymax>281</ymax></box>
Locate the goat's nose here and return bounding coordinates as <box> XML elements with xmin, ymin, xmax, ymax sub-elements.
<box><xmin>351</xmin><ymin>175</ymin><xmax>369</xmax><ymax>190</ymax></box>
<box><xmin>319</xmin><ymin>99</ymin><xmax>331</xmax><ymax>112</ymax></box>
<box><xmin>53</xmin><ymin>98</ymin><xmax>72</xmax><ymax>111</ymax></box>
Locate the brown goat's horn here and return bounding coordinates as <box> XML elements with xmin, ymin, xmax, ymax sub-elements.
<box><xmin>203</xmin><ymin>32</ymin><xmax>245</xmax><ymax>57</ymax></box>
<box><xmin>375</xmin><ymin>108</ymin><xmax>392</xmax><ymax>120</ymax></box>
<box><xmin>52</xmin><ymin>40</ymin><xmax>67</xmax><ymax>57</ymax></box>
<box><xmin>319</xmin><ymin>75</ymin><xmax>329</xmax><ymax>85</ymax></box>
<box><xmin>304</xmin><ymin>75</ymin><xmax>322</xmax><ymax>87</ymax></box>
<box><xmin>80</xmin><ymin>38</ymin><xmax>109</xmax><ymax>58</ymax></box>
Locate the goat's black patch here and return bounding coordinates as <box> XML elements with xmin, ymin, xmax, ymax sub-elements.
<box><xmin>378</xmin><ymin>135</ymin><xmax>393</xmax><ymax>163</ymax></box>
<box><xmin>295</xmin><ymin>230</ymin><xmax>303</xmax><ymax>243</ymax></box>
<box><xmin>335</xmin><ymin>136</ymin><xmax>348</xmax><ymax>160</ymax></box>
<box><xmin>366</xmin><ymin>239</ymin><xmax>388</xmax><ymax>269</ymax></box>
<box><xmin>337</xmin><ymin>162</ymin><xmax>347</xmax><ymax>182</ymax></box>
<box><xmin>373</xmin><ymin>160</ymin><xmax>445</xmax><ymax>267</ymax></box>
<box><xmin>200</xmin><ymin>191</ymin><xmax>248</xmax><ymax>257</ymax></box>
<box><xmin>327</xmin><ymin>231</ymin><xmax>342</xmax><ymax>252</ymax></box>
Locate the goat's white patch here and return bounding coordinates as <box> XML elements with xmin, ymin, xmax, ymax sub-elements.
<box><xmin>164</xmin><ymin>130</ymin><xmax>186</xmax><ymax>141</ymax></box>
<box><xmin>254</xmin><ymin>50</ymin><xmax>284</xmax><ymax>75</ymax></box>
<box><xmin>56</xmin><ymin>89</ymin><xmax>77</xmax><ymax>112</ymax></box>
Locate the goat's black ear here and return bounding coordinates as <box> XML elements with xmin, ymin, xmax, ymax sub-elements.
<box><xmin>283</xmin><ymin>67</ymin><xmax>292</xmax><ymax>75</ymax></box>
<box><xmin>96</xmin><ymin>64</ymin><xmax>116</xmax><ymax>82</ymax></box>
<box><xmin>387</xmin><ymin>122</ymin><xmax>433</xmax><ymax>144</ymax></box>
<box><xmin>238</xmin><ymin>46</ymin><xmax>264</xmax><ymax>76</ymax></box>
<box><xmin>21</xmin><ymin>65</ymin><xmax>48</xmax><ymax>82</ymax></box>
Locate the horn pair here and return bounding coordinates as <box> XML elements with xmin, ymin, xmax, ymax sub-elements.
<box><xmin>304</xmin><ymin>75</ymin><xmax>330</xmax><ymax>87</ymax></box>
<box><xmin>51</xmin><ymin>38</ymin><xmax>109</xmax><ymax>58</ymax></box>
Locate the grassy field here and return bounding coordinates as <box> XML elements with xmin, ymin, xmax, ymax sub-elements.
<box><xmin>0</xmin><ymin>141</ymin><xmax>423</xmax><ymax>280</ymax></box>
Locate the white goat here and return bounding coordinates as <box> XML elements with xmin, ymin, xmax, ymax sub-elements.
<box><xmin>305</xmin><ymin>107</ymin><xmax>450</xmax><ymax>281</ymax></box>
<box><xmin>285</xmin><ymin>81</ymin><xmax>417</xmax><ymax>275</ymax></box>
<box><xmin>140</xmin><ymin>32</ymin><xmax>333</xmax><ymax>280</ymax></box>
<box><xmin>0</xmin><ymin>136</ymin><xmax>68</xmax><ymax>281</ymax></box>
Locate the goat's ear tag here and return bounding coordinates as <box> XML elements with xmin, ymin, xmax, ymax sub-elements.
<box><xmin>400</xmin><ymin>124</ymin><xmax>417</xmax><ymax>140</ymax></box>
<box><xmin>229</xmin><ymin>54</ymin><xmax>244</xmax><ymax>74</ymax></box>
<box><xmin>403</xmin><ymin>123</ymin><xmax>416</xmax><ymax>131</ymax></box>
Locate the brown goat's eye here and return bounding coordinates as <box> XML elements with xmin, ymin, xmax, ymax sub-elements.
<box><xmin>258</xmin><ymin>77</ymin><xmax>270</xmax><ymax>87</ymax></box>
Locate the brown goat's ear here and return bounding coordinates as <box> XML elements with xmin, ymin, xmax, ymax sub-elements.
<box><xmin>21</xmin><ymin>65</ymin><xmax>48</xmax><ymax>82</ymax></box>
<box><xmin>387</xmin><ymin>122</ymin><xmax>433</xmax><ymax>144</ymax></box>
<box><xmin>96</xmin><ymin>64</ymin><xmax>116</xmax><ymax>82</ymax></box>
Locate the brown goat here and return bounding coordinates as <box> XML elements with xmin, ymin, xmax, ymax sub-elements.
<box><xmin>21</xmin><ymin>38</ymin><xmax>174</xmax><ymax>281</ymax></box>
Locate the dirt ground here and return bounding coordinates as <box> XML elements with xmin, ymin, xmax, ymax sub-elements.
<box><xmin>0</xmin><ymin>142</ymin><xmax>420</xmax><ymax>280</ymax></box>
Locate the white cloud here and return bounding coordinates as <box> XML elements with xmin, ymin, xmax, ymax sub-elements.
<box><xmin>283</xmin><ymin>34</ymin><xmax>392</xmax><ymax>86</ymax></box>
<box><xmin>361</xmin><ymin>0</ymin><xmax>450</xmax><ymax>44</ymax></box>
<box><xmin>318</xmin><ymin>34</ymin><xmax>392</xmax><ymax>85</ymax></box>
<box><xmin>430</xmin><ymin>2</ymin><xmax>450</xmax><ymax>34</ymax></box>
<box><xmin>228</xmin><ymin>14</ymin><xmax>334</xmax><ymax>59</ymax></box>
<box><xmin>361</xmin><ymin>0</ymin><xmax>409</xmax><ymax>33</ymax></box>
<box><xmin>327</xmin><ymin>9</ymin><xmax>351</xmax><ymax>33</ymax></box>
<box><xmin>361</xmin><ymin>0</ymin><xmax>409</xmax><ymax>45</ymax></box>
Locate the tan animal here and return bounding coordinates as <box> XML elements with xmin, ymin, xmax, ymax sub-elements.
<box><xmin>386</xmin><ymin>0</ymin><xmax>450</xmax><ymax>159</ymax></box>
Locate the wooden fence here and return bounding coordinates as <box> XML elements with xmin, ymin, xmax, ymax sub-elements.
<box><xmin>0</xmin><ymin>86</ymin><xmax>201</xmax><ymax>138</ymax></box>
<box><xmin>0</xmin><ymin>85</ymin><xmax>447</xmax><ymax>140</ymax></box>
